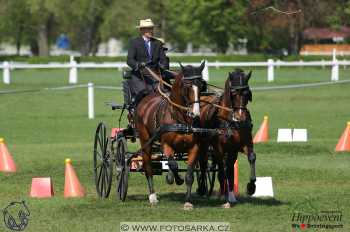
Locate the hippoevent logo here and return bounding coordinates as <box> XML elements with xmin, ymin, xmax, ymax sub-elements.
<box><xmin>291</xmin><ymin>199</ymin><xmax>343</xmax><ymax>231</ymax></box>
<box><xmin>2</xmin><ymin>201</ymin><xmax>30</xmax><ymax>231</ymax></box>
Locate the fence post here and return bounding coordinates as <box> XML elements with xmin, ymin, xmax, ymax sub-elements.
<box><xmin>88</xmin><ymin>83</ymin><xmax>94</xmax><ymax>119</ymax></box>
<box><xmin>117</xmin><ymin>64</ymin><xmax>123</xmax><ymax>71</ymax></box>
<box><xmin>3</xmin><ymin>61</ymin><xmax>10</xmax><ymax>84</ymax></box>
<box><xmin>267</xmin><ymin>59</ymin><xmax>274</xmax><ymax>82</ymax></box>
<box><xmin>202</xmin><ymin>60</ymin><xmax>209</xmax><ymax>81</ymax></box>
<box><xmin>69</xmin><ymin>56</ymin><xmax>78</xmax><ymax>84</ymax></box>
<box><xmin>331</xmin><ymin>49</ymin><xmax>339</xmax><ymax>81</ymax></box>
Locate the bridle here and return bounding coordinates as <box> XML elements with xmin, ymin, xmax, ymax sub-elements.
<box><xmin>215</xmin><ymin>85</ymin><xmax>252</xmax><ymax>131</ymax></box>
<box><xmin>181</xmin><ymin>76</ymin><xmax>203</xmax><ymax>108</ymax></box>
<box><xmin>153</xmin><ymin>72</ymin><xmax>202</xmax><ymax>118</ymax></box>
<box><xmin>229</xmin><ymin>85</ymin><xmax>250</xmax><ymax>110</ymax></box>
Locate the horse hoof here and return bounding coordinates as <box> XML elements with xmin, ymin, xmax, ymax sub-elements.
<box><xmin>175</xmin><ymin>176</ymin><xmax>184</xmax><ymax>185</ymax></box>
<box><xmin>222</xmin><ymin>202</ymin><xmax>231</xmax><ymax>209</ymax></box>
<box><xmin>149</xmin><ymin>193</ymin><xmax>159</xmax><ymax>205</ymax></box>
<box><xmin>228</xmin><ymin>192</ymin><xmax>238</xmax><ymax>204</ymax></box>
<box><xmin>246</xmin><ymin>182</ymin><xmax>256</xmax><ymax>196</ymax></box>
<box><xmin>166</xmin><ymin>172</ymin><xmax>174</xmax><ymax>185</ymax></box>
<box><xmin>183</xmin><ymin>202</ymin><xmax>193</xmax><ymax>210</ymax></box>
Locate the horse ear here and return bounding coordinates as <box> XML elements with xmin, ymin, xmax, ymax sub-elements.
<box><xmin>248</xmin><ymin>90</ymin><xmax>252</xmax><ymax>102</ymax></box>
<box><xmin>179</xmin><ymin>62</ymin><xmax>184</xmax><ymax>71</ymax></box>
<box><xmin>246</xmin><ymin>71</ymin><xmax>252</xmax><ymax>81</ymax></box>
<box><xmin>199</xmin><ymin>61</ymin><xmax>205</xmax><ymax>72</ymax></box>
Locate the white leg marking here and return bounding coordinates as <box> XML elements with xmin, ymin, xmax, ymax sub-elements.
<box><xmin>222</xmin><ymin>202</ymin><xmax>231</xmax><ymax>208</ymax></box>
<box><xmin>149</xmin><ymin>193</ymin><xmax>159</xmax><ymax>204</ymax></box>
<box><xmin>184</xmin><ymin>202</ymin><xmax>193</xmax><ymax>210</ymax></box>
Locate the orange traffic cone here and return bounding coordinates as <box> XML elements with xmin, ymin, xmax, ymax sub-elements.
<box><xmin>253</xmin><ymin>116</ymin><xmax>269</xmax><ymax>143</ymax></box>
<box><xmin>234</xmin><ymin>160</ymin><xmax>239</xmax><ymax>197</ymax></box>
<box><xmin>335</xmin><ymin>122</ymin><xmax>350</xmax><ymax>152</ymax></box>
<box><xmin>64</xmin><ymin>159</ymin><xmax>86</xmax><ymax>197</ymax></box>
<box><xmin>0</xmin><ymin>138</ymin><xmax>17</xmax><ymax>173</ymax></box>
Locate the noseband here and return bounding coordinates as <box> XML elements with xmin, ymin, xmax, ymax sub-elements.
<box><xmin>229</xmin><ymin>86</ymin><xmax>250</xmax><ymax>111</ymax></box>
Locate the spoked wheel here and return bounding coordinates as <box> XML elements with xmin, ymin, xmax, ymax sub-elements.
<box><xmin>115</xmin><ymin>134</ymin><xmax>129</xmax><ymax>201</ymax></box>
<box><xmin>93</xmin><ymin>122</ymin><xmax>113</xmax><ymax>198</ymax></box>
<box><xmin>196</xmin><ymin>156</ymin><xmax>216</xmax><ymax>197</ymax></box>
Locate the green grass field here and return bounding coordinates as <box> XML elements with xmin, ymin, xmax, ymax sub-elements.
<box><xmin>1</xmin><ymin>67</ymin><xmax>350</xmax><ymax>232</ymax></box>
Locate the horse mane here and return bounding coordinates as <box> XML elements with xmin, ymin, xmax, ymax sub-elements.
<box><xmin>223</xmin><ymin>77</ymin><xmax>232</xmax><ymax>107</ymax></box>
<box><xmin>169</xmin><ymin>72</ymin><xmax>183</xmax><ymax>103</ymax></box>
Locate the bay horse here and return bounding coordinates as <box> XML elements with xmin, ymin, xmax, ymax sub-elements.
<box><xmin>198</xmin><ymin>69</ymin><xmax>256</xmax><ymax>208</ymax></box>
<box><xmin>135</xmin><ymin>62</ymin><xmax>205</xmax><ymax>209</ymax></box>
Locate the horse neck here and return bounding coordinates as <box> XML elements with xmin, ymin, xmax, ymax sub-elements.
<box><xmin>169</xmin><ymin>87</ymin><xmax>183</xmax><ymax>106</ymax></box>
<box><xmin>217</xmin><ymin>80</ymin><xmax>232</xmax><ymax>120</ymax></box>
<box><xmin>170</xmin><ymin>75</ymin><xmax>191</xmax><ymax>108</ymax></box>
<box><xmin>199</xmin><ymin>95</ymin><xmax>219</xmax><ymax>126</ymax></box>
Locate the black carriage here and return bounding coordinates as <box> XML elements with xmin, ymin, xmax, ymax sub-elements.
<box><xmin>93</xmin><ymin>101</ymin><xmax>218</xmax><ymax>201</ymax></box>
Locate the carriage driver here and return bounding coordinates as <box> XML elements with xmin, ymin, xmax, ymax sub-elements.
<box><xmin>123</xmin><ymin>18</ymin><xmax>168</xmax><ymax>111</ymax></box>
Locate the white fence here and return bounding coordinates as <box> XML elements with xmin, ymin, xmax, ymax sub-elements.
<box><xmin>2</xmin><ymin>80</ymin><xmax>350</xmax><ymax>120</ymax></box>
<box><xmin>1</xmin><ymin>51</ymin><xmax>349</xmax><ymax>84</ymax></box>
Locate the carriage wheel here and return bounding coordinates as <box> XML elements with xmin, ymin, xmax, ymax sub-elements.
<box><xmin>115</xmin><ymin>134</ymin><xmax>129</xmax><ymax>201</ymax></box>
<box><xmin>93</xmin><ymin>122</ymin><xmax>113</xmax><ymax>198</ymax></box>
<box><xmin>196</xmin><ymin>159</ymin><xmax>216</xmax><ymax>197</ymax></box>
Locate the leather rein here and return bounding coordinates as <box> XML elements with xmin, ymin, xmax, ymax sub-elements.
<box><xmin>145</xmin><ymin>67</ymin><xmax>196</xmax><ymax>114</ymax></box>
<box><xmin>145</xmin><ymin>67</ymin><xmax>234</xmax><ymax>113</ymax></box>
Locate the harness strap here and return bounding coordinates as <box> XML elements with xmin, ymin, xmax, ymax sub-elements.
<box><xmin>218</xmin><ymin>120</ymin><xmax>253</xmax><ymax>130</ymax></box>
<box><xmin>200</xmin><ymin>99</ymin><xmax>233</xmax><ymax>112</ymax></box>
<box><xmin>137</xmin><ymin>123</ymin><xmax>219</xmax><ymax>156</ymax></box>
<box><xmin>184</xmin><ymin>75</ymin><xmax>202</xmax><ymax>80</ymax></box>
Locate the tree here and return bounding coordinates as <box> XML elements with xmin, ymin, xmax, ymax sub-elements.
<box><xmin>51</xmin><ymin>0</ymin><xmax>115</xmax><ymax>55</ymax></box>
<box><xmin>184</xmin><ymin>0</ymin><xmax>249</xmax><ymax>53</ymax></box>
<box><xmin>26</xmin><ymin>0</ymin><xmax>60</xmax><ymax>56</ymax></box>
<box><xmin>0</xmin><ymin>0</ymin><xmax>33</xmax><ymax>55</ymax></box>
<box><xmin>247</xmin><ymin>0</ymin><xmax>302</xmax><ymax>54</ymax></box>
<box><xmin>100</xmin><ymin>0</ymin><xmax>151</xmax><ymax>47</ymax></box>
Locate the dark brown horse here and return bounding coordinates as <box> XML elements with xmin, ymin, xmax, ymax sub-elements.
<box><xmin>199</xmin><ymin>69</ymin><xmax>256</xmax><ymax>208</ymax></box>
<box><xmin>135</xmin><ymin>62</ymin><xmax>205</xmax><ymax>209</ymax></box>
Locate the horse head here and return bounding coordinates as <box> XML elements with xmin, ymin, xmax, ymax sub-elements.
<box><xmin>224</xmin><ymin>69</ymin><xmax>252</xmax><ymax>122</ymax></box>
<box><xmin>171</xmin><ymin>61</ymin><xmax>206</xmax><ymax>119</ymax></box>
<box><xmin>179</xmin><ymin>61</ymin><xmax>207</xmax><ymax>92</ymax></box>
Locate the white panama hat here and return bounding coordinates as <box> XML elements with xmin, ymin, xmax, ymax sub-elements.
<box><xmin>136</xmin><ymin>19</ymin><xmax>155</xmax><ymax>28</ymax></box>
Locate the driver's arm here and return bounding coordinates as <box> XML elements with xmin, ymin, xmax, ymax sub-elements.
<box><xmin>127</xmin><ymin>39</ymin><xmax>138</xmax><ymax>70</ymax></box>
<box><xmin>158</xmin><ymin>45</ymin><xmax>168</xmax><ymax>70</ymax></box>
